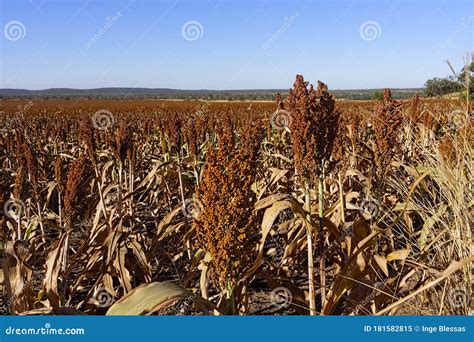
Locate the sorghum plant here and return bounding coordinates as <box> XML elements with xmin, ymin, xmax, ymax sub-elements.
<box><xmin>285</xmin><ymin>75</ymin><xmax>341</xmax><ymax>314</ymax></box>
<box><xmin>194</xmin><ymin>116</ymin><xmax>262</xmax><ymax>313</ymax></box>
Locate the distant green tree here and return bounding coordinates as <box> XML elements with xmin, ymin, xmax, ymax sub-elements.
<box><xmin>424</xmin><ymin>77</ymin><xmax>460</xmax><ymax>97</ymax></box>
<box><xmin>425</xmin><ymin>60</ymin><xmax>474</xmax><ymax>97</ymax></box>
<box><xmin>372</xmin><ymin>91</ymin><xmax>384</xmax><ymax>100</ymax></box>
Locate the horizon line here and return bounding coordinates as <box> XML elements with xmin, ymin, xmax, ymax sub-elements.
<box><xmin>0</xmin><ymin>86</ymin><xmax>425</xmax><ymax>92</ymax></box>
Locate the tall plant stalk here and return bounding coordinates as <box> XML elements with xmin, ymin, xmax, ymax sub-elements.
<box><xmin>318</xmin><ymin>177</ymin><xmax>326</xmax><ymax>310</ymax></box>
<box><xmin>177</xmin><ymin>152</ymin><xmax>192</xmax><ymax>260</ymax></box>
<box><xmin>304</xmin><ymin>179</ymin><xmax>316</xmax><ymax>315</ymax></box>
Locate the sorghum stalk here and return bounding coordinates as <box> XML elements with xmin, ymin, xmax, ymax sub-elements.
<box><xmin>318</xmin><ymin>176</ymin><xmax>326</xmax><ymax>309</ymax></box>
<box><xmin>177</xmin><ymin>152</ymin><xmax>192</xmax><ymax>260</ymax></box>
<box><xmin>304</xmin><ymin>179</ymin><xmax>316</xmax><ymax>315</ymax></box>
<box><xmin>338</xmin><ymin>173</ymin><xmax>346</xmax><ymax>223</ymax></box>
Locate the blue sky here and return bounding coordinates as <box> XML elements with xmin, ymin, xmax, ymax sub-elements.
<box><xmin>1</xmin><ymin>0</ymin><xmax>473</xmax><ymax>90</ymax></box>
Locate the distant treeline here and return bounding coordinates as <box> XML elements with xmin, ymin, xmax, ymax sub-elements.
<box><xmin>0</xmin><ymin>87</ymin><xmax>423</xmax><ymax>101</ymax></box>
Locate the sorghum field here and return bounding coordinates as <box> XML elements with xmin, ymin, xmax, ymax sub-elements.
<box><xmin>0</xmin><ymin>75</ymin><xmax>472</xmax><ymax>316</ymax></box>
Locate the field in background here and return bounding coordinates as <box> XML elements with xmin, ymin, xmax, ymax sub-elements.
<box><xmin>0</xmin><ymin>81</ymin><xmax>472</xmax><ymax>316</ymax></box>
<box><xmin>0</xmin><ymin>87</ymin><xmax>423</xmax><ymax>101</ymax></box>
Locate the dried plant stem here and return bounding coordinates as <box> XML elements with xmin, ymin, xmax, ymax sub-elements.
<box><xmin>16</xmin><ymin>213</ymin><xmax>21</xmax><ymax>240</ymax></box>
<box><xmin>33</xmin><ymin>200</ymin><xmax>47</xmax><ymax>244</ymax></box>
<box><xmin>94</xmin><ymin>167</ymin><xmax>111</xmax><ymax>232</ymax></box>
<box><xmin>61</xmin><ymin>232</ymin><xmax>69</xmax><ymax>303</ymax></box>
<box><xmin>199</xmin><ymin>259</ymin><xmax>209</xmax><ymax>299</ymax></box>
<box><xmin>224</xmin><ymin>284</ymin><xmax>237</xmax><ymax>315</ymax></box>
<box><xmin>58</xmin><ymin>192</ymin><xmax>62</xmax><ymax>228</ymax></box>
<box><xmin>177</xmin><ymin>154</ymin><xmax>186</xmax><ymax>205</ymax></box>
<box><xmin>128</xmin><ymin>160</ymin><xmax>133</xmax><ymax>216</ymax></box>
<box><xmin>318</xmin><ymin>177</ymin><xmax>326</xmax><ymax>311</ymax></box>
<box><xmin>241</xmin><ymin>285</ymin><xmax>249</xmax><ymax>314</ymax></box>
<box><xmin>304</xmin><ymin>179</ymin><xmax>316</xmax><ymax>316</ymax></box>
<box><xmin>177</xmin><ymin>153</ymin><xmax>192</xmax><ymax>260</ymax></box>
<box><xmin>338</xmin><ymin>173</ymin><xmax>345</xmax><ymax>224</ymax></box>
<box><xmin>117</xmin><ymin>161</ymin><xmax>124</xmax><ymax>230</ymax></box>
